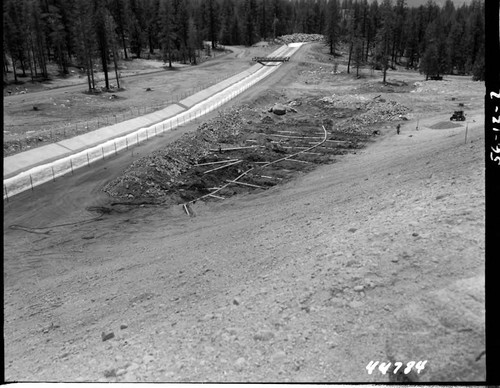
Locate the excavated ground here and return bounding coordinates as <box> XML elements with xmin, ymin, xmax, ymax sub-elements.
<box><xmin>103</xmin><ymin>91</ymin><xmax>408</xmax><ymax>210</ymax></box>
<box><xmin>3</xmin><ymin>41</ymin><xmax>485</xmax><ymax>383</ymax></box>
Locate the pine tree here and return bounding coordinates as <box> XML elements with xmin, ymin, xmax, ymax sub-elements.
<box><xmin>4</xmin><ymin>0</ymin><xmax>28</xmax><ymax>82</ymax></box>
<box><xmin>325</xmin><ymin>0</ymin><xmax>340</xmax><ymax>55</ymax></box>
<box><xmin>445</xmin><ymin>13</ymin><xmax>465</xmax><ymax>74</ymax></box>
<box><xmin>420</xmin><ymin>17</ymin><xmax>446</xmax><ymax>79</ymax></box>
<box><xmin>173</xmin><ymin>0</ymin><xmax>191</xmax><ymax>63</ymax></box>
<box><xmin>464</xmin><ymin>0</ymin><xmax>484</xmax><ymax>76</ymax></box>
<box><xmin>160</xmin><ymin>0</ymin><xmax>175</xmax><ymax>68</ymax></box>
<box><xmin>420</xmin><ymin>41</ymin><xmax>439</xmax><ymax>80</ymax></box>
<box><xmin>55</xmin><ymin>0</ymin><xmax>77</xmax><ymax>63</ymax></box>
<box><xmin>242</xmin><ymin>0</ymin><xmax>258</xmax><ymax>46</ymax></box>
<box><xmin>347</xmin><ymin>1</ymin><xmax>363</xmax><ymax>75</ymax></box>
<box><xmin>108</xmin><ymin>0</ymin><xmax>130</xmax><ymax>59</ymax></box>
<box><xmin>259</xmin><ymin>0</ymin><xmax>269</xmax><ymax>40</ymax></box>
<box><xmin>42</xmin><ymin>3</ymin><xmax>69</xmax><ymax>74</ymax></box>
<box><xmin>72</xmin><ymin>0</ymin><xmax>97</xmax><ymax>91</ymax></box>
<box><xmin>30</xmin><ymin>0</ymin><xmax>49</xmax><ymax>79</ymax></box>
<box><xmin>127</xmin><ymin>0</ymin><xmax>146</xmax><ymax>58</ymax></box>
<box><xmin>205</xmin><ymin>0</ymin><xmax>220</xmax><ymax>49</ymax></box>
<box><xmin>403</xmin><ymin>8</ymin><xmax>419</xmax><ymax>69</ymax></box>
<box><xmin>219</xmin><ymin>0</ymin><xmax>236</xmax><ymax>45</ymax></box>
<box><xmin>231</xmin><ymin>14</ymin><xmax>241</xmax><ymax>45</ymax></box>
<box><xmin>391</xmin><ymin>0</ymin><xmax>407</xmax><ymax>67</ymax></box>
<box><xmin>353</xmin><ymin>35</ymin><xmax>364</xmax><ymax>77</ymax></box>
<box><xmin>144</xmin><ymin>0</ymin><xmax>161</xmax><ymax>56</ymax></box>
<box><xmin>472</xmin><ymin>45</ymin><xmax>484</xmax><ymax>81</ymax></box>
<box><xmin>373</xmin><ymin>0</ymin><xmax>394</xmax><ymax>83</ymax></box>
<box><xmin>93</xmin><ymin>0</ymin><xmax>111</xmax><ymax>89</ymax></box>
<box><xmin>187</xmin><ymin>16</ymin><xmax>201</xmax><ymax>64</ymax></box>
<box><xmin>366</xmin><ymin>0</ymin><xmax>379</xmax><ymax>62</ymax></box>
<box><xmin>104</xmin><ymin>12</ymin><xmax>122</xmax><ymax>88</ymax></box>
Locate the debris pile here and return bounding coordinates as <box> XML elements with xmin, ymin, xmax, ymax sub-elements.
<box><xmin>104</xmin><ymin>96</ymin><xmax>373</xmax><ymax>205</ymax></box>
<box><xmin>276</xmin><ymin>34</ymin><xmax>325</xmax><ymax>44</ymax></box>
<box><xmin>318</xmin><ymin>94</ymin><xmax>409</xmax><ymax>134</ymax></box>
<box><xmin>104</xmin><ymin>110</ymin><xmax>246</xmax><ymax>202</ymax></box>
<box><xmin>340</xmin><ymin>99</ymin><xmax>409</xmax><ymax>133</ymax></box>
<box><xmin>319</xmin><ymin>94</ymin><xmax>369</xmax><ymax>109</ymax></box>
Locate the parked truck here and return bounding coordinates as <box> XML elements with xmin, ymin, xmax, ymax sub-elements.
<box><xmin>450</xmin><ymin>110</ymin><xmax>466</xmax><ymax>121</ymax></box>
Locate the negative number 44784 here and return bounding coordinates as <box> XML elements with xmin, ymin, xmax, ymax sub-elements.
<box><xmin>366</xmin><ymin>360</ymin><xmax>428</xmax><ymax>375</ymax></box>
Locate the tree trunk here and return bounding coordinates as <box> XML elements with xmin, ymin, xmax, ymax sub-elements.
<box><xmin>121</xmin><ymin>31</ymin><xmax>128</xmax><ymax>59</ymax></box>
<box><xmin>27</xmin><ymin>47</ymin><xmax>34</xmax><ymax>82</ymax></box>
<box><xmin>113</xmin><ymin>49</ymin><xmax>121</xmax><ymax>89</ymax></box>
<box><xmin>20</xmin><ymin>55</ymin><xmax>27</xmax><ymax>77</ymax></box>
<box><xmin>62</xmin><ymin>48</ymin><xmax>69</xmax><ymax>74</ymax></box>
<box><xmin>46</xmin><ymin>44</ymin><xmax>51</xmax><ymax>63</ymax></box>
<box><xmin>86</xmin><ymin>62</ymin><xmax>92</xmax><ymax>92</ymax></box>
<box><xmin>100</xmin><ymin>46</ymin><xmax>110</xmax><ymax>90</ymax></box>
<box><xmin>149</xmin><ymin>31</ymin><xmax>154</xmax><ymax>54</ymax></box>
<box><xmin>391</xmin><ymin>40</ymin><xmax>396</xmax><ymax>68</ymax></box>
<box><xmin>365</xmin><ymin>34</ymin><xmax>371</xmax><ymax>62</ymax></box>
<box><xmin>347</xmin><ymin>41</ymin><xmax>353</xmax><ymax>74</ymax></box>
<box><xmin>29</xmin><ymin>38</ymin><xmax>38</xmax><ymax>77</ymax></box>
<box><xmin>3</xmin><ymin>52</ymin><xmax>9</xmax><ymax>74</ymax></box>
<box><xmin>89</xmin><ymin>55</ymin><xmax>95</xmax><ymax>90</ymax></box>
<box><xmin>12</xmin><ymin>58</ymin><xmax>18</xmax><ymax>83</ymax></box>
<box><xmin>38</xmin><ymin>37</ymin><xmax>48</xmax><ymax>78</ymax></box>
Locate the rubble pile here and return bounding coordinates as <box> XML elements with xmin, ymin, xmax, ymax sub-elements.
<box><xmin>318</xmin><ymin>94</ymin><xmax>409</xmax><ymax>134</ymax></box>
<box><xmin>103</xmin><ymin>93</ymin><xmax>376</xmax><ymax>205</ymax></box>
<box><xmin>319</xmin><ymin>94</ymin><xmax>369</xmax><ymax>109</ymax></box>
<box><xmin>276</xmin><ymin>34</ymin><xmax>325</xmax><ymax>44</ymax></box>
<box><xmin>340</xmin><ymin>99</ymin><xmax>409</xmax><ymax>133</ymax></box>
<box><xmin>103</xmin><ymin>110</ymin><xmax>246</xmax><ymax>201</ymax></box>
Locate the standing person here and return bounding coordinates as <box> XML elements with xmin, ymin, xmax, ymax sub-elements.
<box><xmin>396</xmin><ymin>124</ymin><xmax>401</xmax><ymax>135</ymax></box>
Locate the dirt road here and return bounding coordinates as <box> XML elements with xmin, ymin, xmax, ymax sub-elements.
<box><xmin>3</xmin><ymin>43</ymin><xmax>485</xmax><ymax>382</ymax></box>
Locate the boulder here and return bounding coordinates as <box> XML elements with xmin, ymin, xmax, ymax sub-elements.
<box><xmin>272</xmin><ymin>104</ymin><xmax>287</xmax><ymax>116</ymax></box>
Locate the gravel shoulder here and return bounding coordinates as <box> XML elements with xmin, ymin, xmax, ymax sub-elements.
<box><xmin>3</xmin><ymin>42</ymin><xmax>485</xmax><ymax>382</ymax></box>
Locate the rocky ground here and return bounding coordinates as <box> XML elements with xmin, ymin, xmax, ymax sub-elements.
<box><xmin>3</xmin><ymin>41</ymin><xmax>485</xmax><ymax>383</ymax></box>
<box><xmin>102</xmin><ymin>93</ymin><xmax>408</xmax><ymax>207</ymax></box>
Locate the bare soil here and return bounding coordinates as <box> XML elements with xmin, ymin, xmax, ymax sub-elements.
<box><xmin>101</xmin><ymin>96</ymin><xmax>372</xmax><ymax>207</ymax></box>
<box><xmin>3</xmin><ymin>42</ymin><xmax>485</xmax><ymax>382</ymax></box>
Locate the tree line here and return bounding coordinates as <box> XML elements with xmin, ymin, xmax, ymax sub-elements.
<box><xmin>3</xmin><ymin>0</ymin><xmax>485</xmax><ymax>91</ymax></box>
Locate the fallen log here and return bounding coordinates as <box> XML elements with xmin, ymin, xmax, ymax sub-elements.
<box><xmin>226</xmin><ymin>180</ymin><xmax>264</xmax><ymax>189</ymax></box>
<box><xmin>194</xmin><ymin>159</ymin><xmax>239</xmax><ymax>166</ymax></box>
<box><xmin>203</xmin><ymin>160</ymin><xmax>242</xmax><ymax>174</ymax></box>
<box><xmin>209</xmin><ymin>145</ymin><xmax>263</xmax><ymax>152</ymax></box>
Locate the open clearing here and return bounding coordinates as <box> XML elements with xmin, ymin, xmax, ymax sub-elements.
<box><xmin>3</xmin><ymin>45</ymin><xmax>275</xmax><ymax>156</ymax></box>
<box><xmin>3</xmin><ymin>42</ymin><xmax>485</xmax><ymax>382</ymax></box>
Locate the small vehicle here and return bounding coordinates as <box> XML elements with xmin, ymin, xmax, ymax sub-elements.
<box><xmin>450</xmin><ymin>110</ymin><xmax>466</xmax><ymax>121</ymax></box>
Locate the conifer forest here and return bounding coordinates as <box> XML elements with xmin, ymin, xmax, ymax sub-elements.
<box><xmin>3</xmin><ymin>0</ymin><xmax>485</xmax><ymax>89</ymax></box>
